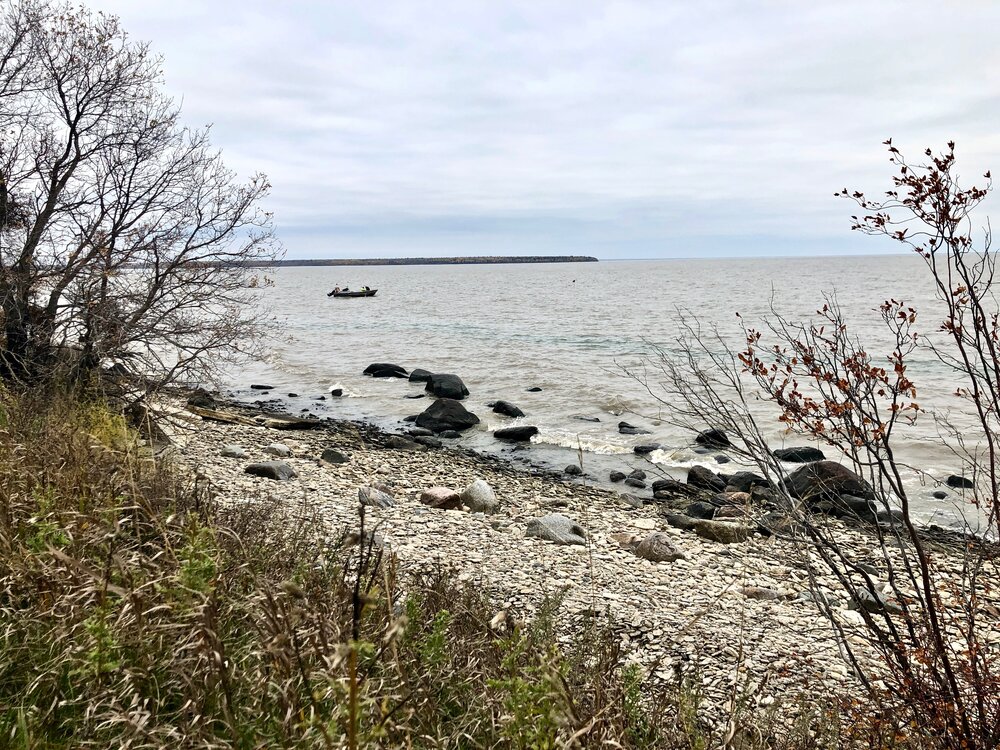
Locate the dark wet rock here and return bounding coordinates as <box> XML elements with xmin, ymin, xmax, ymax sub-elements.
<box><xmin>385</xmin><ymin>435</ymin><xmax>424</xmax><ymax>451</ymax></box>
<box><xmin>245</xmin><ymin>461</ymin><xmax>297</xmax><ymax>480</ymax></box>
<box><xmin>932</xmin><ymin>490</ymin><xmax>948</xmax><ymax>500</ymax></box>
<box><xmin>315</xmin><ymin>395</ymin><xmax>327</xmax><ymax>401</ymax></box>
<box><xmin>495</xmin><ymin>425</ymin><xmax>538</xmax><ymax>442</ymax></box>
<box><xmin>946</xmin><ymin>474</ymin><xmax>974</xmax><ymax>489</ymax></box>
<box><xmin>618</xmin><ymin>421</ymin><xmax>651</xmax><ymax>435</ymax></box>
<box><xmin>573</xmin><ymin>415</ymin><xmax>601</xmax><ymax>422</ymax></box>
<box><xmin>624</xmin><ymin>477</ymin><xmax>646</xmax><ymax>489</ymax></box>
<box><xmin>320</xmin><ymin>448</ymin><xmax>349</xmax><ymax>464</ymax></box>
<box><xmin>525</xmin><ymin>513</ymin><xmax>586</xmax><ymax>545</ymax></box>
<box><xmin>491</xmin><ymin>400</ymin><xmax>525</xmax><ymax>418</ymax></box>
<box><xmin>695</xmin><ymin>427</ymin><xmax>731</xmax><ymax>449</ymax></box>
<box><xmin>786</xmin><ymin>461</ymin><xmax>875</xmax><ymax>503</ymax></box>
<box><xmin>633</xmin><ymin>443</ymin><xmax>661</xmax><ymax>455</ymax></box>
<box><xmin>715</xmin><ymin>455</ymin><xmax>731</xmax><ymax>464</ymax></box>
<box><xmin>288</xmin><ymin>392</ymin><xmax>298</xmax><ymax>398</ymax></box>
<box><xmin>839</xmin><ymin>494</ymin><xmax>879</xmax><ymax>521</ymax></box>
<box><xmin>250</xmin><ymin>383</ymin><xmax>274</xmax><ymax>390</ymax></box>
<box><xmin>461</xmin><ymin>479</ymin><xmax>499</xmax><ymax>514</ymax></box>
<box><xmin>359</xmin><ymin>486</ymin><xmax>394</xmax><ymax>509</ymax></box>
<box><xmin>725</xmin><ymin>471</ymin><xmax>770</xmax><ymax>493</ymax></box>
<box><xmin>773</xmin><ymin>446</ymin><xmax>826</xmax><ymax>463</ymax></box>
<box><xmin>686</xmin><ymin>501</ymin><xmax>717</xmax><ymax>519</ymax></box>
<box><xmin>439</xmin><ymin>430</ymin><xmax>461</xmax><ymax>439</ymax></box>
<box><xmin>414</xmin><ymin>435</ymin><xmax>443</xmax><ymax>449</ymax></box>
<box><xmin>565</xmin><ymin>464</ymin><xmax>583</xmax><ymax>476</ymax></box>
<box><xmin>425</xmin><ymin>373</ymin><xmax>469</xmax><ymax>400</ymax></box>
<box><xmin>687</xmin><ymin>465</ymin><xmax>726</xmax><ymax>492</ymax></box>
<box><xmin>404</xmin><ymin>393</ymin><xmax>426</xmax><ymax>399</ymax></box>
<box><xmin>364</xmin><ymin>363</ymin><xmax>408</xmax><ymax>378</ymax></box>
<box><xmin>403</xmin><ymin>414</ymin><xmax>418</xmax><ymax>422</ymax></box>
<box><xmin>526</xmin><ymin>386</ymin><xmax>543</xmax><ymax>392</ymax></box>
<box><xmin>415</xmin><ymin>399</ymin><xmax>480</xmax><ymax>433</ymax></box>
<box><xmin>609</xmin><ymin>470</ymin><xmax>627</xmax><ymax>483</ymax></box>
<box><xmin>408</xmin><ymin>427</ymin><xmax>434</xmax><ymax>437</ymax></box>
<box><xmin>330</xmin><ymin>389</ymin><xmax>343</xmax><ymax>397</ymax></box>
<box><xmin>627</xmin><ymin>469</ymin><xmax>646</xmax><ymax>481</ymax></box>
<box><xmin>419</xmin><ymin>487</ymin><xmax>462</xmax><ymax>510</ymax></box>
<box><xmin>408</xmin><ymin>368</ymin><xmax>434</xmax><ymax>383</ymax></box>
<box><xmin>187</xmin><ymin>388</ymin><xmax>217</xmax><ymax>408</ymax></box>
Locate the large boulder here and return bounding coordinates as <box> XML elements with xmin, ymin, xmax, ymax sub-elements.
<box><xmin>492</xmin><ymin>400</ymin><xmax>525</xmax><ymax>418</ymax></box>
<box><xmin>425</xmin><ymin>373</ymin><xmax>469</xmax><ymax>400</ymax></box>
<box><xmin>946</xmin><ymin>474</ymin><xmax>974</xmax><ymax>489</ymax></box>
<box><xmin>773</xmin><ymin>446</ymin><xmax>825</xmax><ymax>463</ymax></box>
<box><xmin>420</xmin><ymin>487</ymin><xmax>463</xmax><ymax>510</ymax></box>
<box><xmin>687</xmin><ymin>465</ymin><xmax>726</xmax><ymax>492</ymax></box>
<box><xmin>635</xmin><ymin>532</ymin><xmax>685</xmax><ymax>562</ymax></box>
<box><xmin>525</xmin><ymin>514</ymin><xmax>587</xmax><ymax>545</ymax></box>
<box><xmin>245</xmin><ymin>461</ymin><xmax>297</xmax><ymax>480</ymax></box>
<box><xmin>695</xmin><ymin>428</ymin><xmax>731</xmax><ymax>449</ymax></box>
<box><xmin>494</xmin><ymin>425</ymin><xmax>538</xmax><ymax>442</ymax></box>
<box><xmin>364</xmin><ymin>362</ymin><xmax>408</xmax><ymax>378</ymax></box>
<box><xmin>461</xmin><ymin>479</ymin><xmax>499</xmax><ymax>514</ymax></box>
<box><xmin>408</xmin><ymin>368</ymin><xmax>434</xmax><ymax>383</ymax></box>
<box><xmin>415</xmin><ymin>399</ymin><xmax>480</xmax><ymax>433</ymax></box>
<box><xmin>786</xmin><ymin>461</ymin><xmax>875</xmax><ymax>503</ymax></box>
<box><xmin>618</xmin><ymin>421</ymin><xmax>651</xmax><ymax>435</ymax></box>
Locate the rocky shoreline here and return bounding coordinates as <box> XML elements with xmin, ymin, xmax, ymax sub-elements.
<box><xmin>163</xmin><ymin>392</ymin><xmax>989</xmax><ymax>720</ymax></box>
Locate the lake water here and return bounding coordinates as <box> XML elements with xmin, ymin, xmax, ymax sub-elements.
<box><xmin>225</xmin><ymin>255</ymin><xmax>983</xmax><ymax>527</ymax></box>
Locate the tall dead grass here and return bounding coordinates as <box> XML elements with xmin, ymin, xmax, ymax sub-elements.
<box><xmin>0</xmin><ymin>387</ymin><xmax>928</xmax><ymax>748</ymax></box>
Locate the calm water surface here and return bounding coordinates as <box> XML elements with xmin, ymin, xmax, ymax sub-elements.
<box><xmin>225</xmin><ymin>255</ymin><xmax>982</xmax><ymax>527</ymax></box>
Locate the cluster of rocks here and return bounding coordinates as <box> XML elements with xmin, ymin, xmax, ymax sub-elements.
<box><xmin>168</xmin><ymin>399</ymin><xmax>990</xmax><ymax>718</ymax></box>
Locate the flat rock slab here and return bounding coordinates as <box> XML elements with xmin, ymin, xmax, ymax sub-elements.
<box><xmin>525</xmin><ymin>513</ymin><xmax>587</xmax><ymax>545</ymax></box>
<box><xmin>244</xmin><ymin>461</ymin><xmax>297</xmax><ymax>480</ymax></box>
<box><xmin>420</xmin><ymin>486</ymin><xmax>462</xmax><ymax>510</ymax></box>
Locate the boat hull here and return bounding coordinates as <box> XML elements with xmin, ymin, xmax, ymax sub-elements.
<box><xmin>328</xmin><ymin>289</ymin><xmax>377</xmax><ymax>298</ymax></box>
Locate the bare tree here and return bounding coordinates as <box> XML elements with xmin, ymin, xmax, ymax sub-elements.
<box><xmin>630</xmin><ymin>143</ymin><xmax>1000</xmax><ymax>748</ymax></box>
<box><xmin>0</xmin><ymin>1</ymin><xmax>278</xmax><ymax>387</ymax></box>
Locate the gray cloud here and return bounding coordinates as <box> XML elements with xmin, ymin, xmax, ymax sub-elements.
<box><xmin>83</xmin><ymin>0</ymin><xmax>1000</xmax><ymax>258</ymax></box>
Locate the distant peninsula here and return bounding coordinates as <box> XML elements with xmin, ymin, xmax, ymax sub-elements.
<box><xmin>250</xmin><ymin>255</ymin><xmax>598</xmax><ymax>267</ymax></box>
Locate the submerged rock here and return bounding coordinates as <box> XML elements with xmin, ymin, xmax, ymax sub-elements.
<box><xmin>618</xmin><ymin>421</ymin><xmax>651</xmax><ymax>435</ymax></box>
<box><xmin>495</xmin><ymin>425</ymin><xmax>538</xmax><ymax>442</ymax></box>
<box><xmin>491</xmin><ymin>400</ymin><xmax>525</xmax><ymax>418</ymax></box>
<box><xmin>525</xmin><ymin>513</ymin><xmax>587</xmax><ymax>545</ymax></box>
<box><xmin>946</xmin><ymin>474</ymin><xmax>974</xmax><ymax>489</ymax></box>
<box><xmin>695</xmin><ymin>427</ymin><xmax>731</xmax><ymax>449</ymax></box>
<box><xmin>633</xmin><ymin>443</ymin><xmax>661</xmax><ymax>455</ymax></box>
<box><xmin>364</xmin><ymin>363</ymin><xmax>408</xmax><ymax>378</ymax></box>
<box><xmin>609</xmin><ymin>470</ymin><xmax>627</xmax><ymax>482</ymax></box>
<box><xmin>565</xmin><ymin>464</ymin><xmax>583</xmax><ymax>476</ymax></box>
<box><xmin>415</xmin><ymin>399</ymin><xmax>480</xmax><ymax>433</ymax></box>
<box><xmin>425</xmin><ymin>373</ymin><xmax>469</xmax><ymax>400</ymax></box>
<box><xmin>408</xmin><ymin>368</ymin><xmax>434</xmax><ymax>383</ymax></box>
<box><xmin>773</xmin><ymin>446</ymin><xmax>825</xmax><ymax>463</ymax></box>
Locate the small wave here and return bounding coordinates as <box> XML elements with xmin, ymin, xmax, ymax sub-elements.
<box><xmin>532</xmin><ymin>428</ymin><xmax>631</xmax><ymax>455</ymax></box>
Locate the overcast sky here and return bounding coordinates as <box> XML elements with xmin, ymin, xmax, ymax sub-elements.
<box><xmin>84</xmin><ymin>1</ymin><xmax>1000</xmax><ymax>259</ymax></box>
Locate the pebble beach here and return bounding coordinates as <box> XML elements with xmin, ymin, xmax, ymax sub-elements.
<box><xmin>159</xmin><ymin>396</ymin><xmax>1000</xmax><ymax>719</ymax></box>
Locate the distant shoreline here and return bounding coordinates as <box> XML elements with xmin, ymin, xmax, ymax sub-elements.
<box><xmin>247</xmin><ymin>255</ymin><xmax>598</xmax><ymax>267</ymax></box>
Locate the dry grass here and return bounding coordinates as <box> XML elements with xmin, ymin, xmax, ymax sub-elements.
<box><xmin>0</xmin><ymin>387</ymin><xmax>935</xmax><ymax>748</ymax></box>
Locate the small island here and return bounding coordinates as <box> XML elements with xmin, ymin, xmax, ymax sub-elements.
<box><xmin>250</xmin><ymin>255</ymin><xmax>599</xmax><ymax>267</ymax></box>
